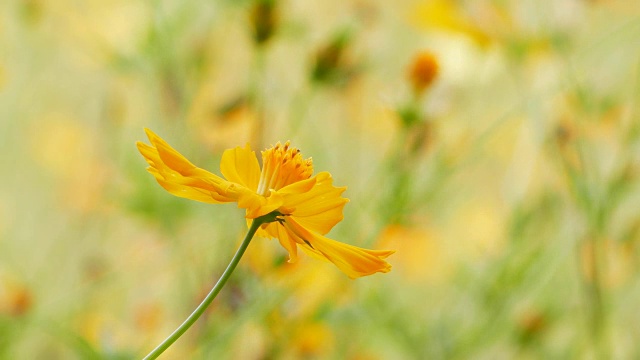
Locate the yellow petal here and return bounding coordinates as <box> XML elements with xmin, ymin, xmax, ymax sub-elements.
<box><xmin>258</xmin><ymin>222</ymin><xmax>299</xmax><ymax>263</ymax></box>
<box><xmin>242</xmin><ymin>189</ymin><xmax>284</xmax><ymax>219</ymax></box>
<box><xmin>139</xmin><ymin>129</ymin><xmax>288</xmax><ymax>217</ymax></box>
<box><xmin>220</xmin><ymin>144</ymin><xmax>261</xmax><ymax>191</ymax></box>
<box><xmin>284</xmin><ymin>218</ymin><xmax>394</xmax><ymax>279</ymax></box>
<box><xmin>277</xmin><ymin>175</ymin><xmax>317</xmax><ymax>195</ymax></box>
<box><xmin>137</xmin><ymin>129</ymin><xmax>236</xmax><ymax>203</ymax></box>
<box><xmin>144</xmin><ymin>128</ymin><xmax>197</xmax><ymax>175</ymax></box>
<box><xmin>281</xmin><ymin>172</ymin><xmax>348</xmax><ymax>235</ymax></box>
<box><xmin>146</xmin><ymin>167</ymin><xmax>228</xmax><ymax>203</ymax></box>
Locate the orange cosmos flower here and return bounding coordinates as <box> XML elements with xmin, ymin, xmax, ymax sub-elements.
<box><xmin>137</xmin><ymin>129</ymin><xmax>393</xmax><ymax>278</ymax></box>
<box><xmin>408</xmin><ymin>51</ymin><xmax>439</xmax><ymax>96</ymax></box>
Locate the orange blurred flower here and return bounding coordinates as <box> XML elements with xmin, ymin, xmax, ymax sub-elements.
<box><xmin>0</xmin><ymin>280</ymin><xmax>33</xmax><ymax>317</ymax></box>
<box><xmin>137</xmin><ymin>129</ymin><xmax>394</xmax><ymax>278</ymax></box>
<box><xmin>407</xmin><ymin>51</ymin><xmax>439</xmax><ymax>96</ymax></box>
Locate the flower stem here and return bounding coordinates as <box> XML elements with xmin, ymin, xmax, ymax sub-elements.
<box><xmin>143</xmin><ymin>217</ymin><xmax>267</xmax><ymax>360</ymax></box>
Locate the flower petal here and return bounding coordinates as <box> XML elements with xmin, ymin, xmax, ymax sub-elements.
<box><xmin>242</xmin><ymin>190</ymin><xmax>284</xmax><ymax>219</ymax></box>
<box><xmin>138</xmin><ymin>129</ymin><xmax>241</xmax><ymax>203</ymax></box>
<box><xmin>284</xmin><ymin>218</ymin><xmax>394</xmax><ymax>279</ymax></box>
<box><xmin>146</xmin><ymin>167</ymin><xmax>229</xmax><ymax>203</ymax></box>
<box><xmin>220</xmin><ymin>144</ymin><xmax>261</xmax><ymax>192</ymax></box>
<box><xmin>281</xmin><ymin>172</ymin><xmax>349</xmax><ymax>235</ymax></box>
<box><xmin>277</xmin><ymin>175</ymin><xmax>317</xmax><ymax>195</ymax></box>
<box><xmin>257</xmin><ymin>222</ymin><xmax>299</xmax><ymax>262</ymax></box>
<box><xmin>144</xmin><ymin>128</ymin><xmax>202</xmax><ymax>176</ymax></box>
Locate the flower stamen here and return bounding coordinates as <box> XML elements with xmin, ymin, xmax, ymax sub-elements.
<box><xmin>257</xmin><ymin>141</ymin><xmax>313</xmax><ymax>196</ymax></box>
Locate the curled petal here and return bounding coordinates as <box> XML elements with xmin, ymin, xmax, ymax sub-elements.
<box><xmin>243</xmin><ymin>190</ymin><xmax>284</xmax><ymax>219</ymax></box>
<box><xmin>137</xmin><ymin>137</ymin><xmax>234</xmax><ymax>203</ymax></box>
<box><xmin>258</xmin><ymin>222</ymin><xmax>299</xmax><ymax>262</ymax></box>
<box><xmin>220</xmin><ymin>144</ymin><xmax>261</xmax><ymax>191</ymax></box>
<box><xmin>284</xmin><ymin>218</ymin><xmax>394</xmax><ymax>279</ymax></box>
<box><xmin>146</xmin><ymin>167</ymin><xmax>229</xmax><ymax>203</ymax></box>
<box><xmin>138</xmin><ymin>129</ymin><xmax>280</xmax><ymax>217</ymax></box>
<box><xmin>144</xmin><ymin>128</ymin><xmax>207</xmax><ymax>177</ymax></box>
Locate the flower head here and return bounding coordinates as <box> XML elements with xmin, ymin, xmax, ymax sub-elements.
<box><xmin>137</xmin><ymin>129</ymin><xmax>393</xmax><ymax>278</ymax></box>
<box><xmin>407</xmin><ymin>51</ymin><xmax>439</xmax><ymax>96</ymax></box>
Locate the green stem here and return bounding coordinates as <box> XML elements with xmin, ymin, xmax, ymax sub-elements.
<box><xmin>143</xmin><ymin>216</ymin><xmax>268</xmax><ymax>360</ymax></box>
<box><xmin>249</xmin><ymin>47</ymin><xmax>267</xmax><ymax>150</ymax></box>
<box><xmin>587</xmin><ymin>235</ymin><xmax>607</xmax><ymax>360</ymax></box>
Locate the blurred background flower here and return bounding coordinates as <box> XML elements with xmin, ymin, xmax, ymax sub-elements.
<box><xmin>1</xmin><ymin>0</ymin><xmax>640</xmax><ymax>358</ymax></box>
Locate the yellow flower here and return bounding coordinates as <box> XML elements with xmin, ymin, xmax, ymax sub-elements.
<box><xmin>137</xmin><ymin>129</ymin><xmax>394</xmax><ymax>278</ymax></box>
<box><xmin>411</xmin><ymin>0</ymin><xmax>491</xmax><ymax>46</ymax></box>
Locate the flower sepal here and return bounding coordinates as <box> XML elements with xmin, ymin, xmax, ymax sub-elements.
<box><xmin>254</xmin><ymin>210</ymin><xmax>286</xmax><ymax>227</ymax></box>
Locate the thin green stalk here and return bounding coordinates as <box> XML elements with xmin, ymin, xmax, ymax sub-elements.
<box><xmin>586</xmin><ymin>235</ymin><xmax>607</xmax><ymax>360</ymax></box>
<box><xmin>143</xmin><ymin>216</ymin><xmax>269</xmax><ymax>360</ymax></box>
<box><xmin>249</xmin><ymin>47</ymin><xmax>267</xmax><ymax>150</ymax></box>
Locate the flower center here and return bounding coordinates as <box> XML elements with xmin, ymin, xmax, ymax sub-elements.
<box><xmin>256</xmin><ymin>141</ymin><xmax>313</xmax><ymax>196</ymax></box>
